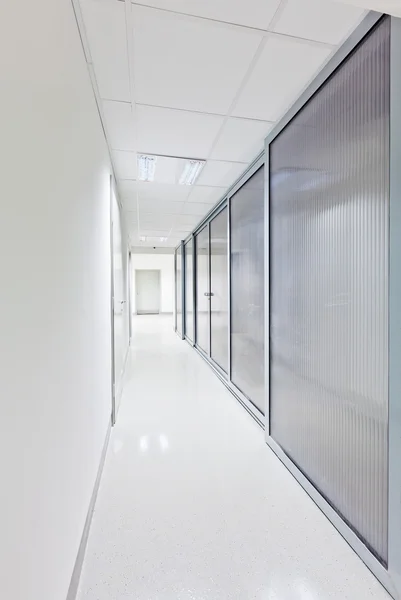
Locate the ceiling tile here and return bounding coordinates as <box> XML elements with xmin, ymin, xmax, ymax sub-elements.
<box><xmin>140</xmin><ymin>213</ymin><xmax>176</xmax><ymax>229</ymax></box>
<box><xmin>171</xmin><ymin>227</ymin><xmax>192</xmax><ymax>236</ymax></box>
<box><xmin>273</xmin><ymin>0</ymin><xmax>366</xmax><ymax>45</ymax></box>
<box><xmin>176</xmin><ymin>214</ymin><xmax>202</xmax><ymax>227</ymax></box>
<box><xmin>122</xmin><ymin>197</ymin><xmax>138</xmax><ymax>211</ymax></box>
<box><xmin>119</xmin><ymin>180</ymin><xmax>137</xmax><ymax>198</ymax></box>
<box><xmin>132</xmin><ymin>6</ymin><xmax>262</xmax><ymax>114</ymax></box>
<box><xmin>113</xmin><ymin>150</ymin><xmax>137</xmax><ymax>179</ymax></box>
<box><xmin>131</xmin><ymin>0</ymin><xmax>281</xmax><ymax>29</ymax></box>
<box><xmin>197</xmin><ymin>160</ymin><xmax>247</xmax><ymax>187</ymax></box>
<box><xmin>139</xmin><ymin>228</ymin><xmax>171</xmax><ymax>237</ymax></box>
<box><xmin>102</xmin><ymin>100</ymin><xmax>135</xmax><ymax>151</ymax></box>
<box><xmin>187</xmin><ymin>186</ymin><xmax>226</xmax><ymax>204</ymax></box>
<box><xmin>232</xmin><ymin>36</ymin><xmax>332</xmax><ymax>121</ymax></box>
<box><xmin>139</xmin><ymin>199</ymin><xmax>184</xmax><ymax>214</ymax></box>
<box><xmin>329</xmin><ymin>0</ymin><xmax>401</xmax><ymax>17</ymax></box>
<box><xmin>210</xmin><ymin>117</ymin><xmax>273</xmax><ymax>162</ymax></box>
<box><xmin>183</xmin><ymin>202</ymin><xmax>212</xmax><ymax>216</ymax></box>
<box><xmin>136</xmin><ymin>105</ymin><xmax>223</xmax><ymax>158</ymax></box>
<box><xmin>80</xmin><ymin>0</ymin><xmax>130</xmax><ymax>101</ymax></box>
<box><xmin>124</xmin><ymin>209</ymin><xmax>138</xmax><ymax>222</ymax></box>
<box><xmin>137</xmin><ymin>181</ymin><xmax>190</xmax><ymax>203</ymax></box>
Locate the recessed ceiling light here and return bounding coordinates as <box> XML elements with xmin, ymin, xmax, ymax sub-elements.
<box><xmin>137</xmin><ymin>154</ymin><xmax>157</xmax><ymax>182</ymax></box>
<box><xmin>159</xmin><ymin>237</ymin><xmax>167</xmax><ymax>242</ymax></box>
<box><xmin>179</xmin><ymin>160</ymin><xmax>205</xmax><ymax>186</ymax></box>
<box><xmin>139</xmin><ymin>236</ymin><xmax>146</xmax><ymax>242</ymax></box>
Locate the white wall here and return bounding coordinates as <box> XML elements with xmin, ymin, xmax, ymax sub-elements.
<box><xmin>131</xmin><ymin>254</ymin><xmax>174</xmax><ymax>313</ymax></box>
<box><xmin>111</xmin><ymin>184</ymin><xmax>130</xmax><ymax>415</ymax></box>
<box><xmin>0</xmin><ymin>0</ymin><xmax>128</xmax><ymax>599</ymax></box>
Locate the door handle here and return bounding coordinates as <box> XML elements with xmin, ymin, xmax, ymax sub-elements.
<box><xmin>204</xmin><ymin>292</ymin><xmax>214</xmax><ymax>297</ymax></box>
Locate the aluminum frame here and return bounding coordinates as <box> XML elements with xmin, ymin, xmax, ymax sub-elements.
<box><xmin>388</xmin><ymin>15</ymin><xmax>401</xmax><ymax>598</ymax></box>
<box><xmin>264</xmin><ymin>12</ymin><xmax>400</xmax><ymax>599</ymax></box>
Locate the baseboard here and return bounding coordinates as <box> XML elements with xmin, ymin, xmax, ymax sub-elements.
<box><xmin>66</xmin><ymin>419</ymin><xmax>112</xmax><ymax>600</ymax></box>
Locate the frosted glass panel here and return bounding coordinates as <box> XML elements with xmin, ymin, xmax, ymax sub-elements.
<box><xmin>270</xmin><ymin>18</ymin><xmax>389</xmax><ymax>561</ymax></box>
<box><xmin>210</xmin><ymin>208</ymin><xmax>228</xmax><ymax>373</ymax></box>
<box><xmin>185</xmin><ymin>239</ymin><xmax>194</xmax><ymax>341</ymax></box>
<box><xmin>195</xmin><ymin>226</ymin><xmax>209</xmax><ymax>353</ymax></box>
<box><xmin>230</xmin><ymin>166</ymin><xmax>265</xmax><ymax>413</ymax></box>
<box><xmin>176</xmin><ymin>246</ymin><xmax>182</xmax><ymax>336</ymax></box>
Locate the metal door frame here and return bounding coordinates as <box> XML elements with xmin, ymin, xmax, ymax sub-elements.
<box><xmin>194</xmin><ymin>223</ymin><xmax>211</xmax><ymax>356</ymax></box>
<box><xmin>209</xmin><ymin>205</ymin><xmax>229</xmax><ymax>375</ymax></box>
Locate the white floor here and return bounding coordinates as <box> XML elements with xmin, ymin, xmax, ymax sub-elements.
<box><xmin>77</xmin><ymin>315</ymin><xmax>390</xmax><ymax>600</ymax></box>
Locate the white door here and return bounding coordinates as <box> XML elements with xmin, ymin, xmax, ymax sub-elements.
<box><xmin>136</xmin><ymin>270</ymin><xmax>160</xmax><ymax>314</ymax></box>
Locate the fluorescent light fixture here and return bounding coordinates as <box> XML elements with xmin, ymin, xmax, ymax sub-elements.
<box><xmin>137</xmin><ymin>154</ymin><xmax>157</xmax><ymax>182</ymax></box>
<box><xmin>179</xmin><ymin>159</ymin><xmax>205</xmax><ymax>186</ymax></box>
<box><xmin>139</xmin><ymin>236</ymin><xmax>146</xmax><ymax>242</ymax></box>
<box><xmin>159</xmin><ymin>237</ymin><xmax>167</xmax><ymax>242</ymax></box>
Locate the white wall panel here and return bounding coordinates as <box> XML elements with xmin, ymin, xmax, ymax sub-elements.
<box><xmin>0</xmin><ymin>0</ymin><xmax>128</xmax><ymax>597</ymax></box>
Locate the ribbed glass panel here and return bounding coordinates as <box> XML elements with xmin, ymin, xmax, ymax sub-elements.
<box><xmin>210</xmin><ymin>208</ymin><xmax>229</xmax><ymax>372</ymax></box>
<box><xmin>195</xmin><ymin>226</ymin><xmax>210</xmax><ymax>353</ymax></box>
<box><xmin>270</xmin><ymin>18</ymin><xmax>389</xmax><ymax>562</ymax></box>
<box><xmin>185</xmin><ymin>239</ymin><xmax>194</xmax><ymax>341</ymax></box>
<box><xmin>230</xmin><ymin>166</ymin><xmax>265</xmax><ymax>413</ymax></box>
<box><xmin>176</xmin><ymin>246</ymin><xmax>182</xmax><ymax>336</ymax></box>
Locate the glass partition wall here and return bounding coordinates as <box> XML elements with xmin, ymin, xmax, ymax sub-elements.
<box><xmin>183</xmin><ymin>167</ymin><xmax>265</xmax><ymax>424</ymax></box>
<box><xmin>230</xmin><ymin>166</ymin><xmax>265</xmax><ymax>413</ymax></box>
<box><xmin>210</xmin><ymin>208</ymin><xmax>229</xmax><ymax>373</ymax></box>
<box><xmin>184</xmin><ymin>238</ymin><xmax>194</xmax><ymax>342</ymax></box>
<box><xmin>195</xmin><ymin>225</ymin><xmax>209</xmax><ymax>354</ymax></box>
<box><xmin>174</xmin><ymin>243</ymin><xmax>184</xmax><ymax>339</ymax></box>
<box><xmin>174</xmin><ymin>13</ymin><xmax>401</xmax><ymax>598</ymax></box>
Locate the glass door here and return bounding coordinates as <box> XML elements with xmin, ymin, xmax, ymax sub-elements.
<box><xmin>184</xmin><ymin>238</ymin><xmax>194</xmax><ymax>342</ymax></box>
<box><xmin>210</xmin><ymin>208</ymin><xmax>229</xmax><ymax>373</ymax></box>
<box><xmin>176</xmin><ymin>245</ymin><xmax>183</xmax><ymax>336</ymax></box>
<box><xmin>195</xmin><ymin>226</ymin><xmax>210</xmax><ymax>354</ymax></box>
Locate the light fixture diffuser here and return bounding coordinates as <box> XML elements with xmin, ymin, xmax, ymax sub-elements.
<box><xmin>179</xmin><ymin>160</ymin><xmax>205</xmax><ymax>186</ymax></box>
<box><xmin>137</xmin><ymin>154</ymin><xmax>157</xmax><ymax>182</ymax></box>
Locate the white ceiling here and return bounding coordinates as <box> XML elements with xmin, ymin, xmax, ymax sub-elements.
<box><xmin>78</xmin><ymin>0</ymin><xmax>376</xmax><ymax>248</ymax></box>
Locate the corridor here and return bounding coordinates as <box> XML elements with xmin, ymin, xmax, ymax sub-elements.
<box><xmin>77</xmin><ymin>316</ymin><xmax>390</xmax><ymax>600</ymax></box>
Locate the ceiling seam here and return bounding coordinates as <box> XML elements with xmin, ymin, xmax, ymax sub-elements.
<box><xmin>178</xmin><ymin>33</ymin><xmax>268</xmax><ymax>217</ymax></box>
<box><xmin>69</xmin><ymin>0</ymin><xmax>124</xmax><ymax>213</ymax></box>
<box><xmin>134</xmin><ymin>101</ymin><xmax>276</xmax><ymax>123</ymax></box>
<box><xmin>124</xmin><ymin>0</ymin><xmax>140</xmax><ymax>245</ymax></box>
<box><xmin>128</xmin><ymin>0</ymin><xmax>336</xmax><ymax>50</ymax></box>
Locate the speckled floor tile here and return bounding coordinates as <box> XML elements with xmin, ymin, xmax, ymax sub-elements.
<box><xmin>77</xmin><ymin>315</ymin><xmax>391</xmax><ymax>600</ymax></box>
